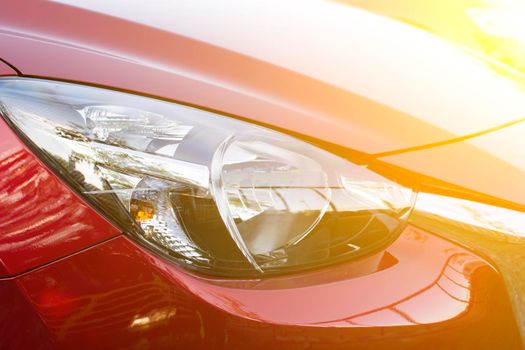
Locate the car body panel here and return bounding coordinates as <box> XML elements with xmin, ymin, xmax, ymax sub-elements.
<box><xmin>0</xmin><ymin>117</ymin><xmax>120</xmax><ymax>276</ymax></box>
<box><xmin>12</xmin><ymin>231</ymin><xmax>521</xmax><ymax>349</ymax></box>
<box><xmin>2</xmin><ymin>0</ymin><xmax>525</xmax><ymax>156</ymax></box>
<box><xmin>0</xmin><ymin>60</ymin><xmax>16</xmax><ymax>76</ymax></box>
<box><xmin>379</xmin><ymin>122</ymin><xmax>525</xmax><ymax>207</ymax></box>
<box><xmin>1</xmin><ymin>1</ymin><xmax>524</xmax><ymax>348</ymax></box>
<box><xmin>0</xmin><ymin>279</ymin><xmax>55</xmax><ymax>349</ymax></box>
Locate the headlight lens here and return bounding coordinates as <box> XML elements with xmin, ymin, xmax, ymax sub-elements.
<box><xmin>0</xmin><ymin>78</ymin><xmax>416</xmax><ymax>276</ymax></box>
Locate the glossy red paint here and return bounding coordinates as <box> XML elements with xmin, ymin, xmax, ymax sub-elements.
<box><xmin>2</xmin><ymin>1</ymin><xmax>525</xmax><ymax>156</ymax></box>
<box><xmin>0</xmin><ymin>24</ymin><xmax>447</xmax><ymax>156</ymax></box>
<box><xmin>0</xmin><ymin>279</ymin><xmax>55</xmax><ymax>348</ymax></box>
<box><xmin>11</xmin><ymin>227</ymin><xmax>520</xmax><ymax>349</ymax></box>
<box><xmin>0</xmin><ymin>60</ymin><xmax>17</xmax><ymax>76</ymax></box>
<box><xmin>0</xmin><ymin>117</ymin><xmax>120</xmax><ymax>276</ymax></box>
<box><xmin>3</xmin><ymin>0</ymin><xmax>525</xmax><ymax>208</ymax></box>
<box><xmin>0</xmin><ymin>1</ymin><xmax>523</xmax><ymax>348</ymax></box>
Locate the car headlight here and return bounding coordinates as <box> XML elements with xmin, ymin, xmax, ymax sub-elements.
<box><xmin>0</xmin><ymin>78</ymin><xmax>416</xmax><ymax>277</ymax></box>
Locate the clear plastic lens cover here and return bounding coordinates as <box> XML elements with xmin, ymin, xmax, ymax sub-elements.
<box><xmin>0</xmin><ymin>78</ymin><xmax>416</xmax><ymax>276</ymax></box>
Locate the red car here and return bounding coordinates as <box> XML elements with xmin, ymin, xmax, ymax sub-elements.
<box><xmin>1</xmin><ymin>1</ymin><xmax>525</xmax><ymax>349</ymax></box>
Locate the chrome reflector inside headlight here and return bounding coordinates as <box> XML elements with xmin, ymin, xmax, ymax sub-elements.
<box><xmin>0</xmin><ymin>78</ymin><xmax>416</xmax><ymax>276</ymax></box>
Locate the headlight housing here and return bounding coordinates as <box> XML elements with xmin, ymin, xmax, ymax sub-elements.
<box><xmin>0</xmin><ymin>78</ymin><xmax>416</xmax><ymax>277</ymax></box>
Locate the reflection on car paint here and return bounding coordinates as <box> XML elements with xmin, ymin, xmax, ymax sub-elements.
<box><xmin>14</xmin><ymin>227</ymin><xmax>520</xmax><ymax>349</ymax></box>
<box><xmin>0</xmin><ymin>118</ymin><xmax>119</xmax><ymax>276</ymax></box>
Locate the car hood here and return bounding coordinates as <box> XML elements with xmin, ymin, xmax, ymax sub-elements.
<box><xmin>2</xmin><ymin>0</ymin><xmax>525</xmax><ymax>156</ymax></box>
